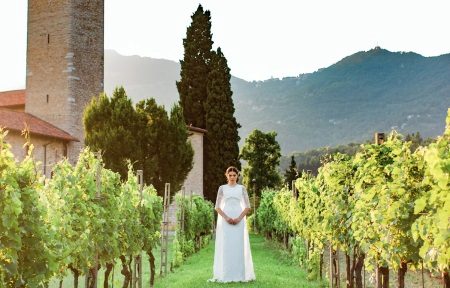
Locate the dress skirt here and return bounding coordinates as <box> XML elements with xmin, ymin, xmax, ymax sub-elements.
<box><xmin>211</xmin><ymin>184</ymin><xmax>255</xmax><ymax>282</ymax></box>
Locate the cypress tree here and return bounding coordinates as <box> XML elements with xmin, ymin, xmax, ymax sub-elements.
<box><xmin>176</xmin><ymin>4</ymin><xmax>213</xmax><ymax>128</ymax></box>
<box><xmin>177</xmin><ymin>5</ymin><xmax>241</xmax><ymax>202</ymax></box>
<box><xmin>284</xmin><ymin>155</ymin><xmax>299</xmax><ymax>189</ymax></box>
<box><xmin>203</xmin><ymin>48</ymin><xmax>241</xmax><ymax>201</ymax></box>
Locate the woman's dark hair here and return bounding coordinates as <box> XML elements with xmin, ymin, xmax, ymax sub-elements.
<box><xmin>225</xmin><ymin>166</ymin><xmax>239</xmax><ymax>175</ymax></box>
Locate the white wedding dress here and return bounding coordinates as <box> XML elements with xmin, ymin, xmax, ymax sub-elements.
<box><xmin>211</xmin><ymin>184</ymin><xmax>256</xmax><ymax>282</ymax></box>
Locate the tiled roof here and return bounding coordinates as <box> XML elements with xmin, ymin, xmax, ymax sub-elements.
<box><xmin>188</xmin><ymin>125</ymin><xmax>207</xmax><ymax>134</ymax></box>
<box><xmin>0</xmin><ymin>108</ymin><xmax>78</xmax><ymax>142</ymax></box>
<box><xmin>0</xmin><ymin>89</ymin><xmax>26</xmax><ymax>108</ymax></box>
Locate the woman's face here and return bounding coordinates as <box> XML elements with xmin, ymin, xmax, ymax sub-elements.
<box><xmin>226</xmin><ymin>171</ymin><xmax>238</xmax><ymax>184</ymax></box>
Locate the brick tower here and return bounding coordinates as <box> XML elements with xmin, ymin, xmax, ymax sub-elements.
<box><xmin>25</xmin><ymin>0</ymin><xmax>104</xmax><ymax>162</ymax></box>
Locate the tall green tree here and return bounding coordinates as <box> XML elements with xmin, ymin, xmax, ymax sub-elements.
<box><xmin>166</xmin><ymin>104</ymin><xmax>195</xmax><ymax>193</ymax></box>
<box><xmin>84</xmin><ymin>87</ymin><xmax>141</xmax><ymax>178</ymax></box>
<box><xmin>177</xmin><ymin>6</ymin><xmax>240</xmax><ymax>202</ymax></box>
<box><xmin>203</xmin><ymin>48</ymin><xmax>241</xmax><ymax>201</ymax></box>
<box><xmin>84</xmin><ymin>88</ymin><xmax>193</xmax><ymax>196</ymax></box>
<box><xmin>240</xmin><ymin>129</ymin><xmax>282</xmax><ymax>196</ymax></box>
<box><xmin>284</xmin><ymin>155</ymin><xmax>299</xmax><ymax>190</ymax></box>
<box><xmin>136</xmin><ymin>99</ymin><xmax>193</xmax><ymax>195</ymax></box>
<box><xmin>176</xmin><ymin>4</ymin><xmax>213</xmax><ymax>128</ymax></box>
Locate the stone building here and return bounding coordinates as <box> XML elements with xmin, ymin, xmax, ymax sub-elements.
<box><xmin>0</xmin><ymin>0</ymin><xmax>204</xmax><ymax>194</ymax></box>
<box><xmin>0</xmin><ymin>90</ymin><xmax>77</xmax><ymax>178</ymax></box>
<box><xmin>183</xmin><ymin>126</ymin><xmax>207</xmax><ymax>197</ymax></box>
<box><xmin>25</xmin><ymin>0</ymin><xmax>104</xmax><ymax>161</ymax></box>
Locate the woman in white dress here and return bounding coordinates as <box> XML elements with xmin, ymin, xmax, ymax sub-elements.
<box><xmin>210</xmin><ymin>166</ymin><xmax>256</xmax><ymax>282</ymax></box>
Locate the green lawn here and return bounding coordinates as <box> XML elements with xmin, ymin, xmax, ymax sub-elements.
<box><xmin>50</xmin><ymin>234</ymin><xmax>325</xmax><ymax>288</ymax></box>
<box><xmin>154</xmin><ymin>234</ymin><xmax>325</xmax><ymax>288</ymax></box>
<box><xmin>48</xmin><ymin>232</ymin><xmax>443</xmax><ymax>288</ymax></box>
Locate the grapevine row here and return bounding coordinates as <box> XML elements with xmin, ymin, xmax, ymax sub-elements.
<box><xmin>0</xmin><ymin>134</ymin><xmax>162</xmax><ymax>288</ymax></box>
<box><xmin>256</xmin><ymin>108</ymin><xmax>450</xmax><ymax>288</ymax></box>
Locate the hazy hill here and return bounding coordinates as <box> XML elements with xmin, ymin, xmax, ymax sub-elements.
<box><xmin>105</xmin><ymin>48</ymin><xmax>450</xmax><ymax>154</ymax></box>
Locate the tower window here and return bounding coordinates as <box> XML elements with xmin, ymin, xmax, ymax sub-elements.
<box><xmin>46</xmin><ymin>94</ymin><xmax>49</xmax><ymax>103</ymax></box>
<box><xmin>47</xmin><ymin>34</ymin><xmax>50</xmax><ymax>44</ymax></box>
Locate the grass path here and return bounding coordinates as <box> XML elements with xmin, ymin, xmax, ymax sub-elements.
<box><xmin>49</xmin><ymin>233</ymin><xmax>442</xmax><ymax>287</ymax></box>
<box><xmin>154</xmin><ymin>234</ymin><xmax>325</xmax><ymax>288</ymax></box>
<box><xmin>50</xmin><ymin>234</ymin><xmax>324</xmax><ymax>287</ymax></box>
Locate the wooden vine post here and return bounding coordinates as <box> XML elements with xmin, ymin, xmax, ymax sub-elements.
<box><xmin>160</xmin><ymin>183</ymin><xmax>171</xmax><ymax>276</ymax></box>
<box><xmin>374</xmin><ymin>133</ymin><xmax>389</xmax><ymax>288</ymax></box>
<box><xmin>86</xmin><ymin>151</ymin><xmax>102</xmax><ymax>288</ymax></box>
<box><xmin>252</xmin><ymin>178</ymin><xmax>257</xmax><ymax>232</ymax></box>
<box><xmin>329</xmin><ymin>247</ymin><xmax>340</xmax><ymax>288</ymax></box>
<box><xmin>132</xmin><ymin>170</ymin><xmax>144</xmax><ymax>288</ymax></box>
<box><xmin>180</xmin><ymin>186</ymin><xmax>186</xmax><ymax>233</ymax></box>
<box><xmin>292</xmin><ymin>180</ymin><xmax>297</xmax><ymax>199</ymax></box>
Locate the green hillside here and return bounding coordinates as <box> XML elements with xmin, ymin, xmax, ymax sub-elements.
<box><xmin>105</xmin><ymin>47</ymin><xmax>450</xmax><ymax>154</ymax></box>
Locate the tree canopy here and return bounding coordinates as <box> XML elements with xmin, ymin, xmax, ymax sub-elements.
<box><xmin>177</xmin><ymin>5</ymin><xmax>240</xmax><ymax>202</ymax></box>
<box><xmin>203</xmin><ymin>48</ymin><xmax>241</xmax><ymax>201</ymax></box>
<box><xmin>240</xmin><ymin>129</ymin><xmax>282</xmax><ymax>196</ymax></box>
<box><xmin>176</xmin><ymin>4</ymin><xmax>213</xmax><ymax>129</ymax></box>
<box><xmin>84</xmin><ymin>87</ymin><xmax>193</xmax><ymax>196</ymax></box>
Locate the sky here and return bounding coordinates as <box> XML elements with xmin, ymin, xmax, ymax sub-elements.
<box><xmin>1</xmin><ymin>0</ymin><xmax>450</xmax><ymax>91</ymax></box>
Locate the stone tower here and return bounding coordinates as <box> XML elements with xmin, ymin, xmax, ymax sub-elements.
<box><xmin>25</xmin><ymin>0</ymin><xmax>104</xmax><ymax>161</ymax></box>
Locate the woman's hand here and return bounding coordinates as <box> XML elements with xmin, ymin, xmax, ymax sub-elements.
<box><xmin>225</xmin><ymin>216</ymin><xmax>235</xmax><ymax>225</ymax></box>
<box><xmin>232</xmin><ymin>217</ymin><xmax>242</xmax><ymax>224</ymax></box>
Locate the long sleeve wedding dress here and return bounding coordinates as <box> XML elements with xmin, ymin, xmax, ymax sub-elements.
<box><xmin>211</xmin><ymin>184</ymin><xmax>256</xmax><ymax>282</ymax></box>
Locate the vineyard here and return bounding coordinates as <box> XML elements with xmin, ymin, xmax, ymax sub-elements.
<box><xmin>1</xmin><ymin>107</ymin><xmax>449</xmax><ymax>288</ymax></box>
<box><xmin>0</xmin><ymin>127</ymin><xmax>215</xmax><ymax>288</ymax></box>
<box><xmin>255</xmin><ymin>109</ymin><xmax>450</xmax><ymax>287</ymax></box>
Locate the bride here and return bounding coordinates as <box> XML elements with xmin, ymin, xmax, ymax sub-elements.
<box><xmin>210</xmin><ymin>166</ymin><xmax>256</xmax><ymax>282</ymax></box>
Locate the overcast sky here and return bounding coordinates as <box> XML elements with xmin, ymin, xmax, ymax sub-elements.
<box><xmin>1</xmin><ymin>0</ymin><xmax>449</xmax><ymax>91</ymax></box>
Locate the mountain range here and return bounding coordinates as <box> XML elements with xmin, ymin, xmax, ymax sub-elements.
<box><xmin>104</xmin><ymin>47</ymin><xmax>450</xmax><ymax>155</ymax></box>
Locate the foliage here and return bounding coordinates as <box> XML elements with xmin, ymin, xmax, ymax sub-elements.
<box><xmin>117</xmin><ymin>165</ymin><xmax>143</xmax><ymax>262</ymax></box>
<box><xmin>203</xmin><ymin>48</ymin><xmax>241</xmax><ymax>202</ymax></box>
<box><xmin>136</xmin><ymin>99</ymin><xmax>193</xmax><ymax>194</ymax></box>
<box><xmin>0</xmin><ymin>130</ymin><xmax>23</xmax><ymax>285</ymax></box>
<box><xmin>0</xmin><ymin>131</ymin><xmax>55</xmax><ymax>287</ymax></box>
<box><xmin>352</xmin><ymin>133</ymin><xmax>426</xmax><ymax>270</ymax></box>
<box><xmin>1</xmin><ymin>138</ymin><xmax>163</xmax><ymax>287</ymax></box>
<box><xmin>84</xmin><ymin>87</ymin><xmax>193</xmax><ymax>196</ymax></box>
<box><xmin>316</xmin><ymin>153</ymin><xmax>356</xmax><ymax>253</ymax></box>
<box><xmin>280</xmin><ymin>142</ymin><xmax>362</xmax><ymax>175</ymax></box>
<box><xmin>294</xmin><ymin>175</ymin><xmax>325</xmax><ymax>256</ymax></box>
<box><xmin>257</xmin><ymin>178</ymin><xmax>324</xmax><ymax>280</ymax></box>
<box><xmin>284</xmin><ymin>155</ymin><xmax>299</xmax><ymax>189</ymax></box>
<box><xmin>256</xmin><ymin>189</ymin><xmax>277</xmax><ymax>236</ymax></box>
<box><xmin>241</xmin><ymin>129</ymin><xmax>282</xmax><ymax>197</ymax></box>
<box><xmin>177</xmin><ymin>6</ymin><xmax>240</xmax><ymax>203</ymax></box>
<box><xmin>176</xmin><ymin>4</ymin><xmax>213</xmax><ymax>128</ymax></box>
<box><xmin>272</xmin><ymin>188</ymin><xmax>294</xmax><ymax>236</ymax></box>
<box><xmin>84</xmin><ymin>87</ymin><xmax>141</xmax><ymax>178</ymax></box>
<box><xmin>412</xmin><ymin>108</ymin><xmax>450</xmax><ymax>273</ymax></box>
<box><xmin>172</xmin><ymin>193</ymin><xmax>214</xmax><ymax>265</ymax></box>
<box><xmin>171</xmin><ymin>236</ymin><xmax>184</xmax><ymax>268</ymax></box>
<box><xmin>256</xmin><ymin>113</ymin><xmax>450</xmax><ymax>282</ymax></box>
<box><xmin>139</xmin><ymin>183</ymin><xmax>163</xmax><ymax>257</ymax></box>
<box><xmin>291</xmin><ymin>236</ymin><xmax>308</xmax><ymax>268</ymax></box>
<box><xmin>166</xmin><ymin>105</ymin><xmax>195</xmax><ymax>193</ymax></box>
